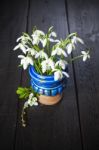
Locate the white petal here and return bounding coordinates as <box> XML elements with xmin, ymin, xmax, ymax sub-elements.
<box><xmin>50</xmin><ymin>32</ymin><xmax>57</xmax><ymax>37</ymax></box>
<box><xmin>62</xmin><ymin>50</ymin><xmax>67</xmax><ymax>57</ymax></box>
<box><xmin>81</xmin><ymin>51</ymin><xmax>86</xmax><ymax>55</ymax></box>
<box><xmin>35</xmin><ymin>53</ymin><xmax>39</xmax><ymax>58</ymax></box>
<box><xmin>20</xmin><ymin>44</ymin><xmax>27</xmax><ymax>54</ymax></box>
<box><xmin>29</xmin><ymin>93</ymin><xmax>34</xmax><ymax>99</ymax></box>
<box><xmin>22</xmin><ymin>61</ymin><xmax>28</xmax><ymax>70</ymax></box>
<box><xmin>16</xmin><ymin>37</ymin><xmax>22</xmax><ymax>42</ymax></box>
<box><xmin>18</xmin><ymin>55</ymin><xmax>25</xmax><ymax>59</ymax></box>
<box><xmin>41</xmin><ymin>39</ymin><xmax>47</xmax><ymax>47</ymax></box>
<box><xmin>83</xmin><ymin>55</ymin><xmax>87</xmax><ymax>61</ymax></box>
<box><xmin>34</xmin><ymin>102</ymin><xmax>38</xmax><ymax>106</ymax></box>
<box><xmin>51</xmin><ymin>50</ymin><xmax>57</xmax><ymax>56</ymax></box>
<box><xmin>49</xmin><ymin>38</ymin><xmax>55</xmax><ymax>42</ymax></box>
<box><xmin>77</xmin><ymin>37</ymin><xmax>84</xmax><ymax>44</ymax></box>
<box><xmin>54</xmin><ymin>70</ymin><xmax>63</xmax><ymax>81</ymax></box>
<box><xmin>27</xmin><ymin>57</ymin><xmax>33</xmax><ymax>65</ymax></box>
<box><xmin>71</xmin><ymin>36</ymin><xmax>77</xmax><ymax>44</ymax></box>
<box><xmin>54</xmin><ymin>71</ymin><xmax>60</xmax><ymax>81</ymax></box>
<box><xmin>13</xmin><ymin>44</ymin><xmax>20</xmax><ymax>50</ymax></box>
<box><xmin>66</xmin><ymin>43</ymin><xmax>73</xmax><ymax>54</ymax></box>
<box><xmin>62</xmin><ymin>71</ymin><xmax>69</xmax><ymax>78</ymax></box>
<box><xmin>33</xmin><ymin>97</ymin><xmax>37</xmax><ymax>101</ymax></box>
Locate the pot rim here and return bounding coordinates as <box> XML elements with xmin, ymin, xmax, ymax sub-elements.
<box><xmin>29</xmin><ymin>65</ymin><xmax>66</xmax><ymax>82</ymax></box>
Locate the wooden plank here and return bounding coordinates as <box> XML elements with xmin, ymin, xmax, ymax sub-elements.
<box><xmin>66</xmin><ymin>0</ymin><xmax>99</xmax><ymax>149</ymax></box>
<box><xmin>15</xmin><ymin>0</ymin><xmax>83</xmax><ymax>150</ymax></box>
<box><xmin>0</xmin><ymin>0</ymin><xmax>28</xmax><ymax>149</ymax></box>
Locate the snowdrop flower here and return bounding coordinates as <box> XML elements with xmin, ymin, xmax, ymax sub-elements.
<box><xmin>41</xmin><ymin>59</ymin><xmax>55</xmax><ymax>73</ymax></box>
<box><xmin>71</xmin><ymin>36</ymin><xmax>84</xmax><ymax>45</ymax></box>
<box><xmin>81</xmin><ymin>51</ymin><xmax>90</xmax><ymax>61</ymax></box>
<box><xmin>18</xmin><ymin>55</ymin><xmax>33</xmax><ymax>70</ymax></box>
<box><xmin>35</xmin><ymin>50</ymin><xmax>48</xmax><ymax>59</ymax></box>
<box><xmin>54</xmin><ymin>69</ymin><xmax>69</xmax><ymax>81</ymax></box>
<box><xmin>13</xmin><ymin>43</ymin><xmax>28</xmax><ymax>54</ymax></box>
<box><xmin>27</xmin><ymin>48</ymin><xmax>37</xmax><ymax>56</ymax></box>
<box><xmin>48</xmin><ymin>31</ymin><xmax>60</xmax><ymax>43</ymax></box>
<box><xmin>27</xmin><ymin>93</ymin><xmax>38</xmax><ymax>106</ymax></box>
<box><xmin>24</xmin><ymin>101</ymin><xmax>29</xmax><ymax>109</ymax></box>
<box><xmin>66</xmin><ymin>43</ymin><xmax>73</xmax><ymax>54</ymax></box>
<box><xmin>16</xmin><ymin>35</ymin><xmax>32</xmax><ymax>44</ymax></box>
<box><xmin>51</xmin><ymin>47</ymin><xmax>67</xmax><ymax>57</ymax></box>
<box><xmin>49</xmin><ymin>31</ymin><xmax>57</xmax><ymax>38</ymax></box>
<box><xmin>55</xmin><ymin>60</ymin><xmax>68</xmax><ymax>70</ymax></box>
<box><xmin>32</xmin><ymin>30</ymin><xmax>45</xmax><ymax>45</ymax></box>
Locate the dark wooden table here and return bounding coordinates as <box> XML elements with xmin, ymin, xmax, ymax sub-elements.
<box><xmin>0</xmin><ymin>0</ymin><xmax>99</xmax><ymax>150</ymax></box>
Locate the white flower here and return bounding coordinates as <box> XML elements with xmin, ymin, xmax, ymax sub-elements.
<box><xmin>66</xmin><ymin>43</ymin><xmax>73</xmax><ymax>54</ymax></box>
<box><xmin>32</xmin><ymin>97</ymin><xmax>38</xmax><ymax>106</ymax></box>
<box><xmin>54</xmin><ymin>69</ymin><xmax>69</xmax><ymax>81</ymax></box>
<box><xmin>41</xmin><ymin>59</ymin><xmax>55</xmax><ymax>73</ymax></box>
<box><xmin>29</xmin><ymin>93</ymin><xmax>34</xmax><ymax>99</ymax></box>
<box><xmin>71</xmin><ymin>36</ymin><xmax>84</xmax><ymax>45</ymax></box>
<box><xmin>27</xmin><ymin>93</ymin><xmax>38</xmax><ymax>106</ymax></box>
<box><xmin>18</xmin><ymin>55</ymin><xmax>33</xmax><ymax>70</ymax></box>
<box><xmin>49</xmin><ymin>31</ymin><xmax>57</xmax><ymax>37</ymax></box>
<box><xmin>81</xmin><ymin>51</ymin><xmax>90</xmax><ymax>61</ymax></box>
<box><xmin>51</xmin><ymin>47</ymin><xmax>67</xmax><ymax>57</ymax></box>
<box><xmin>24</xmin><ymin>101</ymin><xmax>29</xmax><ymax>109</ymax></box>
<box><xmin>32</xmin><ymin>30</ymin><xmax>45</xmax><ymax>45</ymax></box>
<box><xmin>13</xmin><ymin>43</ymin><xmax>27</xmax><ymax>54</ymax></box>
<box><xmin>35</xmin><ymin>50</ymin><xmax>48</xmax><ymax>59</ymax></box>
<box><xmin>16</xmin><ymin>35</ymin><xmax>32</xmax><ymax>43</ymax></box>
<box><xmin>27</xmin><ymin>48</ymin><xmax>37</xmax><ymax>56</ymax></box>
<box><xmin>55</xmin><ymin>60</ymin><xmax>68</xmax><ymax>70</ymax></box>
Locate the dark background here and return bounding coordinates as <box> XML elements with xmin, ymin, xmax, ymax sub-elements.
<box><xmin>0</xmin><ymin>0</ymin><xmax>99</xmax><ymax>150</ymax></box>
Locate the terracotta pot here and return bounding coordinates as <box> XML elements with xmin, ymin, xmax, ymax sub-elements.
<box><xmin>29</xmin><ymin>65</ymin><xmax>67</xmax><ymax>105</ymax></box>
<box><xmin>38</xmin><ymin>93</ymin><xmax>63</xmax><ymax>105</ymax></box>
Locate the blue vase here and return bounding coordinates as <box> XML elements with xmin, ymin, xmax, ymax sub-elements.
<box><xmin>29</xmin><ymin>65</ymin><xmax>67</xmax><ymax>96</ymax></box>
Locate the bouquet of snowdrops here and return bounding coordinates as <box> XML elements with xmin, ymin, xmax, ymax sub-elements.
<box><xmin>13</xmin><ymin>26</ymin><xmax>90</xmax><ymax>126</ymax></box>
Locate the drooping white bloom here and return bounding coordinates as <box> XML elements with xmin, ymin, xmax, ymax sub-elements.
<box><xmin>41</xmin><ymin>59</ymin><xmax>55</xmax><ymax>73</ymax></box>
<box><xmin>54</xmin><ymin>69</ymin><xmax>69</xmax><ymax>81</ymax></box>
<box><xmin>27</xmin><ymin>93</ymin><xmax>38</xmax><ymax>106</ymax></box>
<box><xmin>66</xmin><ymin>43</ymin><xmax>73</xmax><ymax>54</ymax></box>
<box><xmin>27</xmin><ymin>48</ymin><xmax>37</xmax><ymax>56</ymax></box>
<box><xmin>29</xmin><ymin>93</ymin><xmax>34</xmax><ymax>99</ymax></box>
<box><xmin>13</xmin><ymin>43</ymin><xmax>28</xmax><ymax>54</ymax></box>
<box><xmin>18</xmin><ymin>55</ymin><xmax>33</xmax><ymax>70</ymax></box>
<box><xmin>49</xmin><ymin>31</ymin><xmax>57</xmax><ymax>38</ymax></box>
<box><xmin>71</xmin><ymin>36</ymin><xmax>84</xmax><ymax>45</ymax></box>
<box><xmin>32</xmin><ymin>30</ymin><xmax>45</xmax><ymax>45</ymax></box>
<box><xmin>81</xmin><ymin>51</ymin><xmax>90</xmax><ymax>61</ymax></box>
<box><xmin>35</xmin><ymin>50</ymin><xmax>48</xmax><ymax>59</ymax></box>
<box><xmin>51</xmin><ymin>47</ymin><xmax>67</xmax><ymax>57</ymax></box>
<box><xmin>16</xmin><ymin>35</ymin><xmax>32</xmax><ymax>43</ymax></box>
<box><xmin>55</xmin><ymin>60</ymin><xmax>68</xmax><ymax>70</ymax></box>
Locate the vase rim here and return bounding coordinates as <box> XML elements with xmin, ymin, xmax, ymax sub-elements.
<box><xmin>29</xmin><ymin>65</ymin><xmax>55</xmax><ymax>79</ymax></box>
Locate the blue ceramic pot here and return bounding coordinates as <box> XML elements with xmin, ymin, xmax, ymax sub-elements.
<box><xmin>29</xmin><ymin>65</ymin><xmax>67</xmax><ymax>96</ymax></box>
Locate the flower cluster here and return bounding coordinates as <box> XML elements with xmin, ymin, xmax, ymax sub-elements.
<box><xmin>13</xmin><ymin>26</ymin><xmax>90</xmax><ymax>81</ymax></box>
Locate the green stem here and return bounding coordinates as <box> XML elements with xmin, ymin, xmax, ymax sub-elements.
<box><xmin>68</xmin><ymin>55</ymin><xmax>83</xmax><ymax>63</ymax></box>
<box><xmin>34</xmin><ymin>62</ymin><xmax>42</xmax><ymax>75</ymax></box>
<box><xmin>47</xmin><ymin>38</ymin><xmax>50</xmax><ymax>56</ymax></box>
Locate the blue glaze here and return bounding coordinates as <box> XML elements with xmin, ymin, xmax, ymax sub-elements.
<box><xmin>29</xmin><ymin>65</ymin><xmax>67</xmax><ymax>96</ymax></box>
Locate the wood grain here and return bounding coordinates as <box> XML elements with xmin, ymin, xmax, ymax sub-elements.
<box><xmin>0</xmin><ymin>0</ymin><xmax>28</xmax><ymax>149</ymax></box>
<box><xmin>67</xmin><ymin>0</ymin><xmax>99</xmax><ymax>149</ymax></box>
